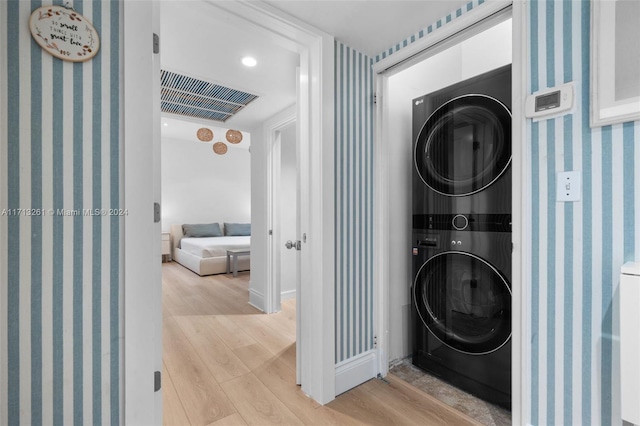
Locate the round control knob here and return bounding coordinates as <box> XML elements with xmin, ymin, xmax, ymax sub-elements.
<box><xmin>452</xmin><ymin>214</ymin><xmax>468</xmax><ymax>231</ymax></box>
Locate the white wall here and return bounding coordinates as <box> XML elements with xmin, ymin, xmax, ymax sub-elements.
<box><xmin>386</xmin><ymin>19</ymin><xmax>512</xmax><ymax>362</ymax></box>
<box><xmin>161</xmin><ymin>134</ymin><xmax>251</xmax><ymax>231</ymax></box>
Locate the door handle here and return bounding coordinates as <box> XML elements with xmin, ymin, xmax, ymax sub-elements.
<box><xmin>285</xmin><ymin>240</ymin><xmax>301</xmax><ymax>250</ymax></box>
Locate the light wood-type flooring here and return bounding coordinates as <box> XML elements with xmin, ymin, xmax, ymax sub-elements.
<box><xmin>162</xmin><ymin>261</ymin><xmax>483</xmax><ymax>426</ymax></box>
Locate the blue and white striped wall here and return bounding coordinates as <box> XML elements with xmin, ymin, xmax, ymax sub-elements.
<box><xmin>334</xmin><ymin>41</ymin><xmax>375</xmax><ymax>364</ymax></box>
<box><xmin>528</xmin><ymin>1</ymin><xmax>638</xmax><ymax>425</ymax></box>
<box><xmin>374</xmin><ymin>0</ymin><xmax>487</xmax><ymax>63</ymax></box>
<box><xmin>1</xmin><ymin>1</ymin><xmax>122</xmax><ymax>425</ymax></box>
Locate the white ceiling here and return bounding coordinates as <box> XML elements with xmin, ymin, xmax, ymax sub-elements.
<box><xmin>160</xmin><ymin>0</ymin><xmax>469</xmax><ymax>141</ymax></box>
<box><xmin>160</xmin><ymin>0</ymin><xmax>299</xmax><ymax>135</ymax></box>
<box><xmin>265</xmin><ymin>0</ymin><xmax>469</xmax><ymax>57</ymax></box>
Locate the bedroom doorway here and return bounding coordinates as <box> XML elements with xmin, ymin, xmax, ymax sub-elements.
<box><xmin>153</xmin><ymin>0</ymin><xmax>335</xmax><ymax>411</ymax></box>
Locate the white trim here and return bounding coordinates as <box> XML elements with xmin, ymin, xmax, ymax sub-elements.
<box><xmin>249</xmin><ymin>288</ymin><xmax>265</xmax><ymax>311</ymax></box>
<box><xmin>511</xmin><ymin>2</ymin><xmax>530</xmax><ymax>425</ymax></box>
<box><xmin>281</xmin><ymin>290</ymin><xmax>296</xmax><ymax>301</ymax></box>
<box><xmin>374</xmin><ymin>74</ymin><xmax>391</xmax><ymax>378</ymax></box>
<box><xmin>335</xmin><ymin>350</ymin><xmax>378</xmax><ymax>396</ymax></box>
<box><xmin>206</xmin><ymin>0</ymin><xmax>336</xmax><ymax>405</ymax></box>
<box><xmin>373</xmin><ymin>2</ymin><xmax>527</xmax><ymax>425</ymax></box>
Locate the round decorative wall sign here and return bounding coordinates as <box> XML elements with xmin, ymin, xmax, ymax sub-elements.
<box><xmin>29</xmin><ymin>5</ymin><xmax>100</xmax><ymax>62</ymax></box>
<box><xmin>226</xmin><ymin>129</ymin><xmax>243</xmax><ymax>144</ymax></box>
<box><xmin>196</xmin><ymin>127</ymin><xmax>214</xmax><ymax>142</ymax></box>
<box><xmin>212</xmin><ymin>142</ymin><xmax>228</xmax><ymax>155</ymax></box>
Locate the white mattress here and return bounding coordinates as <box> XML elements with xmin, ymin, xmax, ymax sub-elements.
<box><xmin>179</xmin><ymin>236</ymin><xmax>250</xmax><ymax>258</ymax></box>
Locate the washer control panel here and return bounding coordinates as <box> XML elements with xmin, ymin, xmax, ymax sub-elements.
<box><xmin>452</xmin><ymin>214</ymin><xmax>469</xmax><ymax>230</ymax></box>
<box><xmin>413</xmin><ymin>213</ymin><xmax>511</xmax><ymax>232</ymax></box>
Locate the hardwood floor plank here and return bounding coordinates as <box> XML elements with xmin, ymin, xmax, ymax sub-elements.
<box><xmin>232</xmin><ymin>343</ymin><xmax>275</xmax><ymax>372</ymax></box>
<box><xmin>205</xmin><ymin>413</ymin><xmax>248</xmax><ymax>426</ymax></box>
<box><xmin>206</xmin><ymin>315</ymin><xmax>257</xmax><ymax>350</ymax></box>
<box><xmin>219</xmin><ymin>373</ymin><xmax>304</xmax><ymax>425</ymax></box>
<box><xmin>164</xmin><ymin>316</ymin><xmax>237</xmax><ymax>425</ymax></box>
<box><xmin>253</xmin><ymin>357</ymin><xmax>330</xmax><ymax>424</ymax></box>
<box><xmin>166</xmin><ymin>263</ymin><xmax>260</xmax><ymax>315</ymax></box>
<box><xmin>257</xmin><ymin>311</ymin><xmax>296</xmax><ymax>341</ymax></box>
<box><xmin>175</xmin><ymin>315</ymin><xmax>251</xmax><ymax>383</ymax></box>
<box><xmin>232</xmin><ymin>314</ymin><xmax>293</xmax><ymax>356</ymax></box>
<box><xmin>360</xmin><ymin>376</ymin><xmax>484</xmax><ymax>426</ymax></box>
<box><xmin>162</xmin><ymin>363</ymin><xmax>191</xmax><ymax>426</ymax></box>
<box><xmin>163</xmin><ymin>270</ymin><xmax>197</xmax><ymax>317</ymax></box>
<box><xmin>196</xmin><ymin>281</ymin><xmax>258</xmax><ymax>315</ymax></box>
<box><xmin>325</xmin><ymin>383</ymin><xmax>408</xmax><ymax>426</ymax></box>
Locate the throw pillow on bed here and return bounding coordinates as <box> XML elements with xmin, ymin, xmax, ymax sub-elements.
<box><xmin>182</xmin><ymin>223</ymin><xmax>223</xmax><ymax>238</ymax></box>
<box><xmin>224</xmin><ymin>222</ymin><xmax>251</xmax><ymax>236</ymax></box>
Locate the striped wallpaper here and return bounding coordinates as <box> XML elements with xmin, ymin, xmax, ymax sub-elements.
<box><xmin>528</xmin><ymin>1</ymin><xmax>639</xmax><ymax>425</ymax></box>
<box><xmin>1</xmin><ymin>1</ymin><xmax>122</xmax><ymax>425</ymax></box>
<box><xmin>334</xmin><ymin>41</ymin><xmax>375</xmax><ymax>363</ymax></box>
<box><xmin>374</xmin><ymin>0</ymin><xmax>486</xmax><ymax>63</ymax></box>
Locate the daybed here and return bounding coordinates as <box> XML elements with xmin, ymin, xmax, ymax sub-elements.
<box><xmin>170</xmin><ymin>222</ymin><xmax>250</xmax><ymax>276</ymax></box>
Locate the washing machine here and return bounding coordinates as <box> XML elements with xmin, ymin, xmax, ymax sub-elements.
<box><xmin>411</xmin><ymin>221</ymin><xmax>512</xmax><ymax>409</ymax></box>
<box><xmin>411</xmin><ymin>65</ymin><xmax>512</xmax><ymax>409</ymax></box>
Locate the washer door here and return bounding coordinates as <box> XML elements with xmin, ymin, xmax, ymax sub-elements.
<box><xmin>414</xmin><ymin>251</ymin><xmax>511</xmax><ymax>354</ymax></box>
<box><xmin>414</xmin><ymin>95</ymin><xmax>511</xmax><ymax>196</ymax></box>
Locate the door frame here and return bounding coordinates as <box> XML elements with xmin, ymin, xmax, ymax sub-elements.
<box><xmin>371</xmin><ymin>1</ymin><xmax>529</xmax><ymax>425</ymax></box>
<box><xmin>123</xmin><ymin>0</ymin><xmax>336</xmax><ymax>412</ymax></box>
<box><xmin>215</xmin><ymin>1</ymin><xmax>335</xmax><ymax>405</ymax></box>
<box><xmin>123</xmin><ymin>1</ymin><xmax>163</xmax><ymax>424</ymax></box>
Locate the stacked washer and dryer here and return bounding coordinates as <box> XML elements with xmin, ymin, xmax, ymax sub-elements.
<box><xmin>411</xmin><ymin>64</ymin><xmax>512</xmax><ymax>409</ymax></box>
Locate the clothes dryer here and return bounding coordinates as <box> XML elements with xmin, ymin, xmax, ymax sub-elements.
<box><xmin>412</xmin><ymin>65</ymin><xmax>511</xmax><ymax>216</ymax></box>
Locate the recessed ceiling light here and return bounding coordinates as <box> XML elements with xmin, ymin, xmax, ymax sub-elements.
<box><xmin>242</xmin><ymin>56</ymin><xmax>257</xmax><ymax>67</ymax></box>
<box><xmin>163</xmin><ymin>121</ymin><xmax>168</xmax><ymax>127</ymax></box>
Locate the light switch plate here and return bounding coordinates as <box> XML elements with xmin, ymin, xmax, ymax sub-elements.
<box><xmin>557</xmin><ymin>171</ymin><xmax>581</xmax><ymax>202</ymax></box>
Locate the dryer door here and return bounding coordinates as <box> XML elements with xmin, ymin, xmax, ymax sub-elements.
<box><xmin>413</xmin><ymin>251</ymin><xmax>511</xmax><ymax>355</ymax></box>
<box><xmin>414</xmin><ymin>95</ymin><xmax>511</xmax><ymax>196</ymax></box>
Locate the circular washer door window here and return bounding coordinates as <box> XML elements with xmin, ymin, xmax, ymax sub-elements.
<box><xmin>414</xmin><ymin>95</ymin><xmax>511</xmax><ymax>196</ymax></box>
<box><xmin>413</xmin><ymin>251</ymin><xmax>511</xmax><ymax>355</ymax></box>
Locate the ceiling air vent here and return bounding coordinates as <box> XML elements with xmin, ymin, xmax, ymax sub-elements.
<box><xmin>160</xmin><ymin>70</ymin><xmax>258</xmax><ymax>122</ymax></box>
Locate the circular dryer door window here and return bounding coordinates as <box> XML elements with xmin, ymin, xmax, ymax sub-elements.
<box><xmin>413</xmin><ymin>251</ymin><xmax>511</xmax><ymax>354</ymax></box>
<box><xmin>414</xmin><ymin>95</ymin><xmax>511</xmax><ymax>196</ymax></box>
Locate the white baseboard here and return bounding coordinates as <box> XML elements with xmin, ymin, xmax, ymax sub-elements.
<box><xmin>281</xmin><ymin>289</ymin><xmax>296</xmax><ymax>301</ymax></box>
<box><xmin>248</xmin><ymin>288</ymin><xmax>265</xmax><ymax>312</ymax></box>
<box><xmin>335</xmin><ymin>350</ymin><xmax>377</xmax><ymax>396</ymax></box>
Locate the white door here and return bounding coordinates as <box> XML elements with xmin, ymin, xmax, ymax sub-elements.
<box><xmin>276</xmin><ymin>122</ymin><xmax>301</xmax><ymax>383</ymax></box>
<box><xmin>269</xmin><ymin>114</ymin><xmax>301</xmax><ymax>382</ymax></box>
<box><xmin>123</xmin><ymin>1</ymin><xmax>162</xmax><ymax>423</ymax></box>
<box><xmin>278</xmin><ymin>123</ymin><xmax>300</xmax><ymax>305</ymax></box>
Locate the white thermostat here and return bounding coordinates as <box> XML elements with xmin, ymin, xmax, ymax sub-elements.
<box><xmin>525</xmin><ymin>82</ymin><xmax>575</xmax><ymax>120</ymax></box>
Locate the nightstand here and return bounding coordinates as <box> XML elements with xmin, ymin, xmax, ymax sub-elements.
<box><xmin>161</xmin><ymin>232</ymin><xmax>171</xmax><ymax>262</ymax></box>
